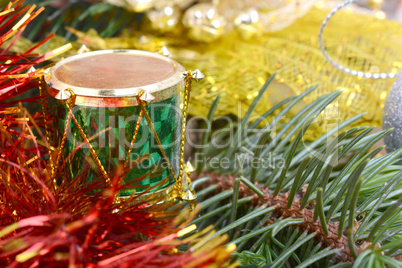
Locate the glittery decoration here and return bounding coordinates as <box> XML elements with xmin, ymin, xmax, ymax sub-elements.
<box><xmin>108</xmin><ymin>0</ymin><xmax>318</xmax><ymax>35</ymax></box>
<box><xmin>0</xmin><ymin>2</ymin><xmax>235</xmax><ymax>266</ymax></box>
<box><xmin>216</xmin><ymin>0</ymin><xmax>318</xmax><ymax>33</ymax></box>
<box><xmin>107</xmin><ymin>0</ymin><xmax>190</xmax><ymax>12</ymax></box>
<box><xmin>383</xmin><ymin>72</ymin><xmax>402</xmax><ymax>153</ymax></box>
<box><xmin>174</xmin><ymin>8</ymin><xmax>402</xmax><ymax>138</ymax></box>
<box><xmin>182</xmin><ymin>3</ymin><xmax>227</xmax><ymax>42</ymax></box>
<box><xmin>234</xmin><ymin>8</ymin><xmax>263</xmax><ymax>40</ymax></box>
<box><xmin>10</xmin><ymin>6</ymin><xmax>402</xmax><ymax>139</ymax></box>
<box><xmin>147</xmin><ymin>5</ymin><xmax>181</xmax><ymax>33</ymax></box>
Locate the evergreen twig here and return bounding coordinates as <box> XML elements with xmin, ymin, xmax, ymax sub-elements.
<box><xmin>192</xmin><ymin>172</ymin><xmax>355</xmax><ymax>263</ymax></box>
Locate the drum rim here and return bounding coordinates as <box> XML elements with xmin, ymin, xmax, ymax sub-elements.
<box><xmin>45</xmin><ymin>49</ymin><xmax>185</xmax><ymax>103</ymax></box>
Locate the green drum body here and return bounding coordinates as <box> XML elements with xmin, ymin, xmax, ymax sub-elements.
<box><xmin>45</xmin><ymin>49</ymin><xmax>185</xmax><ymax>196</ymax></box>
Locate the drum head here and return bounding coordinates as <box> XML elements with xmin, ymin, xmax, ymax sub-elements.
<box><xmin>45</xmin><ymin>49</ymin><xmax>185</xmax><ymax>104</ymax></box>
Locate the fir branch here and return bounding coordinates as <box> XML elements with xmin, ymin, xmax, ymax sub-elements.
<box><xmin>193</xmin><ymin>172</ymin><xmax>355</xmax><ymax>263</ymax></box>
<box><xmin>191</xmin><ymin>74</ymin><xmax>402</xmax><ymax>267</ymax></box>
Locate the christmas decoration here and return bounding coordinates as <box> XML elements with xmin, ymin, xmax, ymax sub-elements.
<box><xmin>44</xmin><ymin>49</ymin><xmax>195</xmax><ymax>198</ymax></box>
<box><xmin>0</xmin><ymin>155</ymin><xmax>233</xmax><ymax>267</ymax></box>
<box><xmin>0</xmin><ymin>0</ymin><xmax>72</xmax><ymax>155</ymax></box>
<box><xmin>108</xmin><ymin>0</ymin><xmax>318</xmax><ymax>40</ymax></box>
<box><xmin>213</xmin><ymin>0</ymin><xmax>317</xmax><ymax>34</ymax></box>
<box><xmin>182</xmin><ymin>3</ymin><xmax>228</xmax><ymax>42</ymax></box>
<box><xmin>0</xmin><ymin>1</ymin><xmax>234</xmax><ymax>267</ymax></box>
<box><xmin>14</xmin><ymin>0</ymin><xmax>400</xmax><ymax>140</ymax></box>
<box><xmin>3</xmin><ymin>1</ymin><xmax>402</xmax><ymax>267</ymax></box>
<box><xmin>181</xmin><ymin>6</ymin><xmax>401</xmax><ymax>131</ymax></box>
<box><xmin>233</xmin><ymin>8</ymin><xmax>263</xmax><ymax>40</ymax></box>
<box><xmin>384</xmin><ymin>72</ymin><xmax>402</xmax><ymax>153</ymax></box>
<box><xmin>317</xmin><ymin>0</ymin><xmax>402</xmax><ymax>154</ymax></box>
<box><xmin>147</xmin><ymin>5</ymin><xmax>181</xmax><ymax>33</ymax></box>
<box><xmin>104</xmin><ymin>0</ymin><xmax>387</xmax><ymax>42</ymax></box>
<box><xmin>23</xmin><ymin>5</ymin><xmax>400</xmax><ymax>139</ymax></box>
<box><xmin>106</xmin><ymin>0</ymin><xmax>190</xmax><ymax>13</ymax></box>
<box><xmin>189</xmin><ymin>75</ymin><xmax>402</xmax><ymax>267</ymax></box>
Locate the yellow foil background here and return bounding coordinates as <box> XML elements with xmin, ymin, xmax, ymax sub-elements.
<box><xmin>9</xmin><ymin>5</ymin><xmax>402</xmax><ymax>139</ymax></box>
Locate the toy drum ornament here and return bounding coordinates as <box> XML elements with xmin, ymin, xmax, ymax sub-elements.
<box><xmin>44</xmin><ymin>49</ymin><xmax>202</xmax><ymax>201</ymax></box>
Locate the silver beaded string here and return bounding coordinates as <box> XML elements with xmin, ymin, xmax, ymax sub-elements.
<box><xmin>319</xmin><ymin>0</ymin><xmax>397</xmax><ymax>79</ymax></box>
